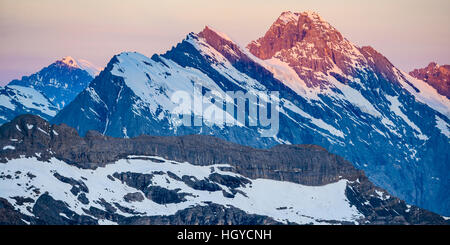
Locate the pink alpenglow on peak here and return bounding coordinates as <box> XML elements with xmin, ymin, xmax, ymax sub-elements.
<box><xmin>277</xmin><ymin>11</ymin><xmax>301</xmax><ymax>24</ymax></box>
<box><xmin>277</xmin><ymin>11</ymin><xmax>325</xmax><ymax>25</ymax></box>
<box><xmin>202</xmin><ymin>25</ymin><xmax>235</xmax><ymax>43</ymax></box>
<box><xmin>247</xmin><ymin>11</ymin><xmax>366</xmax><ymax>87</ymax></box>
<box><xmin>57</xmin><ymin>56</ymin><xmax>101</xmax><ymax>77</ymax></box>
<box><xmin>60</xmin><ymin>56</ymin><xmax>79</xmax><ymax>68</ymax></box>
<box><xmin>409</xmin><ymin>62</ymin><xmax>450</xmax><ymax>99</ymax></box>
<box><xmin>246</xmin><ymin>11</ymin><xmax>450</xmax><ymax>118</ymax></box>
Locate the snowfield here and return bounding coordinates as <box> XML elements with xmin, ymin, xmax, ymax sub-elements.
<box><xmin>0</xmin><ymin>156</ymin><xmax>363</xmax><ymax>225</ymax></box>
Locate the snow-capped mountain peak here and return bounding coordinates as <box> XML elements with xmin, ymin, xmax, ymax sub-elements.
<box><xmin>409</xmin><ymin>62</ymin><xmax>450</xmax><ymax>99</ymax></box>
<box><xmin>248</xmin><ymin>11</ymin><xmax>367</xmax><ymax>89</ymax></box>
<box><xmin>277</xmin><ymin>11</ymin><xmax>301</xmax><ymax>24</ymax></box>
<box><xmin>277</xmin><ymin>11</ymin><xmax>326</xmax><ymax>26</ymax></box>
<box><xmin>60</xmin><ymin>56</ymin><xmax>78</xmax><ymax>68</ymax></box>
<box><xmin>57</xmin><ymin>56</ymin><xmax>101</xmax><ymax>77</ymax></box>
<box><xmin>1</xmin><ymin>56</ymin><xmax>97</xmax><ymax>123</ymax></box>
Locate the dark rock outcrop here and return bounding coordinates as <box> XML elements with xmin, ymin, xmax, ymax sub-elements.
<box><xmin>119</xmin><ymin>203</ymin><xmax>282</xmax><ymax>225</ymax></box>
<box><xmin>123</xmin><ymin>192</ymin><xmax>145</xmax><ymax>203</ymax></box>
<box><xmin>113</xmin><ymin>171</ymin><xmax>189</xmax><ymax>204</ymax></box>
<box><xmin>32</xmin><ymin>193</ymin><xmax>97</xmax><ymax>225</ymax></box>
<box><xmin>0</xmin><ymin>198</ymin><xmax>27</xmax><ymax>225</ymax></box>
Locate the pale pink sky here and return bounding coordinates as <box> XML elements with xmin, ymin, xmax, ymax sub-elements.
<box><xmin>1</xmin><ymin>0</ymin><xmax>449</xmax><ymax>85</ymax></box>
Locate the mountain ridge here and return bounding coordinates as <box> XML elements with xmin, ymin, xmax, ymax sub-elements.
<box><xmin>409</xmin><ymin>62</ymin><xmax>450</xmax><ymax>99</ymax></box>
<box><xmin>0</xmin><ymin>114</ymin><xmax>447</xmax><ymax>225</ymax></box>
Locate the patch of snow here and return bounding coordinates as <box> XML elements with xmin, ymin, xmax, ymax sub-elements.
<box><xmin>77</xmin><ymin>59</ymin><xmax>102</xmax><ymax>77</ymax></box>
<box><xmin>59</xmin><ymin>213</ymin><xmax>69</xmax><ymax>219</ymax></box>
<box><xmin>86</xmin><ymin>87</ymin><xmax>102</xmax><ymax>104</ymax></box>
<box><xmin>435</xmin><ymin>115</ymin><xmax>450</xmax><ymax>138</ymax></box>
<box><xmin>0</xmin><ymin>157</ymin><xmax>363</xmax><ymax>225</ymax></box>
<box><xmin>37</xmin><ymin>127</ymin><xmax>49</xmax><ymax>135</ymax></box>
<box><xmin>260</xmin><ymin>57</ymin><xmax>320</xmax><ymax>100</ymax></box>
<box><xmin>98</xmin><ymin>219</ymin><xmax>118</xmax><ymax>225</ymax></box>
<box><xmin>122</xmin><ymin>127</ymin><xmax>129</xmax><ymax>139</ymax></box>
<box><xmin>7</xmin><ymin>85</ymin><xmax>57</xmax><ymax>117</ymax></box>
<box><xmin>282</xmin><ymin>99</ymin><xmax>344</xmax><ymax>138</ymax></box>
<box><xmin>0</xmin><ymin>94</ymin><xmax>16</xmax><ymax>110</ymax></box>
<box><xmin>278</xmin><ymin>11</ymin><xmax>301</xmax><ymax>24</ymax></box>
<box><xmin>386</xmin><ymin>95</ymin><xmax>428</xmax><ymax>140</ymax></box>
<box><xmin>374</xmin><ymin>190</ymin><xmax>390</xmax><ymax>201</ymax></box>
<box><xmin>2</xmin><ymin>145</ymin><xmax>15</xmax><ymax>150</ymax></box>
<box><xmin>327</xmin><ymin>75</ymin><xmax>382</xmax><ymax>118</ymax></box>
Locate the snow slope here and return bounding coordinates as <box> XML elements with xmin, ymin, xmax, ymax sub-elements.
<box><xmin>0</xmin><ymin>156</ymin><xmax>362</xmax><ymax>225</ymax></box>
<box><xmin>0</xmin><ymin>85</ymin><xmax>58</xmax><ymax>124</ymax></box>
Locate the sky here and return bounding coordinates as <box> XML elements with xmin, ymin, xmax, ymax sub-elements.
<box><xmin>0</xmin><ymin>0</ymin><xmax>449</xmax><ymax>85</ymax></box>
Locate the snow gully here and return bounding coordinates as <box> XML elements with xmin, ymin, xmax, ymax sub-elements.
<box><xmin>171</xmin><ymin>81</ymin><xmax>280</xmax><ymax>137</ymax></box>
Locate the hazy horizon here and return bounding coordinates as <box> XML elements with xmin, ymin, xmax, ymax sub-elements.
<box><xmin>1</xmin><ymin>0</ymin><xmax>449</xmax><ymax>85</ymax></box>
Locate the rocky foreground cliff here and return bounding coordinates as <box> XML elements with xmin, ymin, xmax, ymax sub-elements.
<box><xmin>0</xmin><ymin>115</ymin><xmax>447</xmax><ymax>225</ymax></box>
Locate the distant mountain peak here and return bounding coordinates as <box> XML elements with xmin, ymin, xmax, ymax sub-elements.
<box><xmin>247</xmin><ymin>11</ymin><xmax>364</xmax><ymax>87</ymax></box>
<box><xmin>277</xmin><ymin>11</ymin><xmax>301</xmax><ymax>24</ymax></box>
<box><xmin>409</xmin><ymin>62</ymin><xmax>450</xmax><ymax>98</ymax></box>
<box><xmin>5</xmin><ymin>56</ymin><xmax>97</xmax><ymax>111</ymax></box>
<box><xmin>59</xmin><ymin>56</ymin><xmax>79</xmax><ymax>68</ymax></box>
<box><xmin>249</xmin><ymin>11</ymin><xmax>339</xmax><ymax>57</ymax></box>
<box><xmin>56</xmin><ymin>56</ymin><xmax>101</xmax><ymax>77</ymax></box>
<box><xmin>277</xmin><ymin>11</ymin><xmax>325</xmax><ymax>25</ymax></box>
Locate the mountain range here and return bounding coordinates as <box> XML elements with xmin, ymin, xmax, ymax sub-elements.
<box><xmin>0</xmin><ymin>11</ymin><xmax>449</xmax><ymax>222</ymax></box>
<box><xmin>51</xmin><ymin>11</ymin><xmax>450</xmax><ymax>216</ymax></box>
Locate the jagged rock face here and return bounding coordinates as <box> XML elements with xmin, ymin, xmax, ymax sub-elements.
<box><xmin>409</xmin><ymin>62</ymin><xmax>450</xmax><ymax>98</ymax></box>
<box><xmin>0</xmin><ymin>115</ymin><xmax>447</xmax><ymax>225</ymax></box>
<box><xmin>247</xmin><ymin>11</ymin><xmax>367</xmax><ymax>87</ymax></box>
<box><xmin>359</xmin><ymin>46</ymin><xmax>399</xmax><ymax>84</ymax></box>
<box><xmin>2</xmin><ymin>115</ymin><xmax>360</xmax><ymax>186</ymax></box>
<box><xmin>50</xmin><ymin>13</ymin><xmax>450</xmax><ymax>216</ymax></box>
<box><xmin>0</xmin><ymin>197</ymin><xmax>27</xmax><ymax>225</ymax></box>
